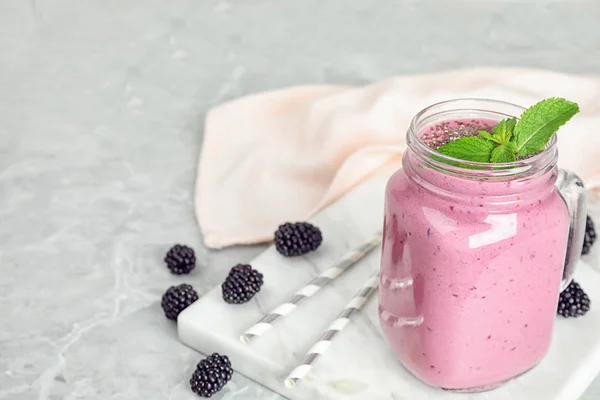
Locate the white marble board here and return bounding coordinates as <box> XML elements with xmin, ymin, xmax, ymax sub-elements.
<box><xmin>178</xmin><ymin>170</ymin><xmax>600</xmax><ymax>400</ymax></box>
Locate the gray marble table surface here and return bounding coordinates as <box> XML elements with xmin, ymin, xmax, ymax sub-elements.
<box><xmin>1</xmin><ymin>1</ymin><xmax>599</xmax><ymax>399</ymax></box>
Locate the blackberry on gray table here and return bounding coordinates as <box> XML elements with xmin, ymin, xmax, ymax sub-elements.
<box><xmin>161</xmin><ymin>283</ymin><xmax>199</xmax><ymax>321</ymax></box>
<box><xmin>165</xmin><ymin>244</ymin><xmax>196</xmax><ymax>275</ymax></box>
<box><xmin>190</xmin><ymin>353</ymin><xmax>233</xmax><ymax>397</ymax></box>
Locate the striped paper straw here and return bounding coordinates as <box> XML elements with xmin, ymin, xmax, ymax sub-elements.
<box><xmin>284</xmin><ymin>272</ymin><xmax>380</xmax><ymax>388</ymax></box>
<box><xmin>239</xmin><ymin>233</ymin><xmax>382</xmax><ymax>344</ymax></box>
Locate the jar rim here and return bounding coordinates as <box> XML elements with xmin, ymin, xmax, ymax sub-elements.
<box><xmin>407</xmin><ymin>98</ymin><xmax>557</xmax><ymax>178</ymax></box>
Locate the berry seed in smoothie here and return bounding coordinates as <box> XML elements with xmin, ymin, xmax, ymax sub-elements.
<box><xmin>420</xmin><ymin>119</ymin><xmax>495</xmax><ymax>150</ymax></box>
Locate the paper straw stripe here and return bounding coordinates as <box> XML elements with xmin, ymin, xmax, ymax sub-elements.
<box><xmin>308</xmin><ymin>340</ymin><xmax>331</xmax><ymax>354</ymax></box>
<box><xmin>261</xmin><ymin>314</ymin><xmax>280</xmax><ymax>324</ymax></box>
<box><xmin>320</xmin><ymin>330</ymin><xmax>337</xmax><ymax>342</ymax></box>
<box><xmin>348</xmin><ymin>251</ymin><xmax>365</xmax><ymax>262</ymax></box>
<box><xmin>243</xmin><ymin>323</ymin><xmax>271</xmax><ymax>338</ymax></box>
<box><xmin>286</xmin><ymin>365</ymin><xmax>312</xmax><ymax>384</ymax></box>
<box><xmin>304</xmin><ymin>353</ymin><xmax>320</xmax><ymax>365</ymax></box>
<box><xmin>320</xmin><ymin>267</ymin><xmax>345</xmax><ymax>279</ymax></box>
<box><xmin>284</xmin><ymin>272</ymin><xmax>380</xmax><ymax>389</ymax></box>
<box><xmin>326</xmin><ymin>318</ymin><xmax>349</xmax><ymax>331</ymax></box>
<box><xmin>296</xmin><ymin>284</ymin><xmax>321</xmax><ymax>297</ymax></box>
<box><xmin>272</xmin><ymin>303</ymin><xmax>297</xmax><ymax>315</ymax></box>
<box><xmin>309</xmin><ymin>276</ymin><xmax>333</xmax><ymax>287</ymax></box>
<box><xmin>240</xmin><ymin>234</ymin><xmax>382</xmax><ymax>344</ymax></box>
<box><xmin>347</xmin><ymin>296</ymin><xmax>367</xmax><ymax>309</ymax></box>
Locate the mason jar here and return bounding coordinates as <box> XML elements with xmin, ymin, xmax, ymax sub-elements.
<box><xmin>379</xmin><ymin>99</ymin><xmax>586</xmax><ymax>391</ymax></box>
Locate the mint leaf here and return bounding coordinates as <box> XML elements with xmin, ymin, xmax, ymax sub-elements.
<box><xmin>491</xmin><ymin>119</ymin><xmax>507</xmax><ymax>136</ymax></box>
<box><xmin>436</xmin><ymin>136</ymin><xmax>495</xmax><ymax>163</ymax></box>
<box><xmin>512</xmin><ymin>98</ymin><xmax>579</xmax><ymax>156</ymax></box>
<box><xmin>490</xmin><ymin>142</ymin><xmax>516</xmax><ymax>163</ymax></box>
<box><xmin>504</xmin><ymin>117</ymin><xmax>517</xmax><ymax>142</ymax></box>
<box><xmin>479</xmin><ymin>130</ymin><xmax>501</xmax><ymax>144</ymax></box>
<box><xmin>490</xmin><ymin>117</ymin><xmax>516</xmax><ymax>144</ymax></box>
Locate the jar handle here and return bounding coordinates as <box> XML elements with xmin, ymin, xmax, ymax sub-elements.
<box><xmin>556</xmin><ymin>169</ymin><xmax>587</xmax><ymax>291</ymax></box>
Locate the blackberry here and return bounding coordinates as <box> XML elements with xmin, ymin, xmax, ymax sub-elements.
<box><xmin>221</xmin><ymin>264</ymin><xmax>263</xmax><ymax>304</ymax></box>
<box><xmin>165</xmin><ymin>244</ymin><xmax>196</xmax><ymax>275</ymax></box>
<box><xmin>274</xmin><ymin>222</ymin><xmax>323</xmax><ymax>257</ymax></box>
<box><xmin>557</xmin><ymin>280</ymin><xmax>591</xmax><ymax>318</ymax></box>
<box><xmin>189</xmin><ymin>353</ymin><xmax>233</xmax><ymax>397</ymax></box>
<box><xmin>161</xmin><ymin>284</ymin><xmax>199</xmax><ymax>321</ymax></box>
<box><xmin>582</xmin><ymin>215</ymin><xmax>596</xmax><ymax>255</ymax></box>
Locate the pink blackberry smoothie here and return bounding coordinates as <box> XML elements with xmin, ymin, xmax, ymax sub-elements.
<box><xmin>378</xmin><ymin>101</ymin><xmax>585</xmax><ymax>391</ymax></box>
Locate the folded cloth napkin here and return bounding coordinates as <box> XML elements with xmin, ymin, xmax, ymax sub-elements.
<box><xmin>195</xmin><ymin>67</ymin><xmax>600</xmax><ymax>249</ymax></box>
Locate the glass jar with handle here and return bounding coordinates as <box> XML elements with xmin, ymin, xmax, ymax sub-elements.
<box><xmin>379</xmin><ymin>99</ymin><xmax>587</xmax><ymax>392</ymax></box>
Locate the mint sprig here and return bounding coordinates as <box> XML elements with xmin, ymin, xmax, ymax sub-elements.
<box><xmin>436</xmin><ymin>98</ymin><xmax>579</xmax><ymax>164</ymax></box>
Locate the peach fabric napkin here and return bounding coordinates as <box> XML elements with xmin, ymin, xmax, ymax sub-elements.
<box><xmin>195</xmin><ymin>68</ymin><xmax>600</xmax><ymax>249</ymax></box>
